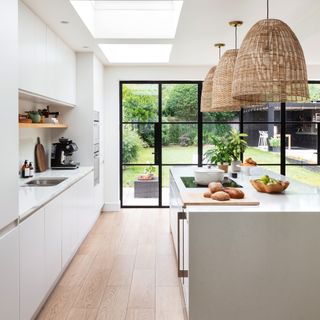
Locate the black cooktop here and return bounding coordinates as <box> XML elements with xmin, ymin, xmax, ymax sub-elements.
<box><xmin>181</xmin><ymin>176</ymin><xmax>242</xmax><ymax>188</ymax></box>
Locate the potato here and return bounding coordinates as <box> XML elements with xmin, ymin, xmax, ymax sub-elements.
<box><xmin>224</xmin><ymin>188</ymin><xmax>245</xmax><ymax>199</ymax></box>
<box><xmin>208</xmin><ymin>182</ymin><xmax>224</xmax><ymax>193</ymax></box>
<box><xmin>211</xmin><ymin>191</ymin><xmax>230</xmax><ymax>201</ymax></box>
<box><xmin>203</xmin><ymin>190</ymin><xmax>212</xmax><ymax>198</ymax></box>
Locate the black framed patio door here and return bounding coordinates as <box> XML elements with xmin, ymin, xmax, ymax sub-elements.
<box><xmin>120</xmin><ymin>81</ymin><xmax>202</xmax><ymax>208</ymax></box>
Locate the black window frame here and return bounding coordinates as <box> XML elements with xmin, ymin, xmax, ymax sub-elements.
<box><xmin>120</xmin><ymin>80</ymin><xmax>320</xmax><ymax>208</ymax></box>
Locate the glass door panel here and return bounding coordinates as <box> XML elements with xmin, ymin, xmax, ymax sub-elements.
<box><xmin>162</xmin><ymin>83</ymin><xmax>198</xmax><ymax>122</ymax></box>
<box><xmin>122</xmin><ymin>165</ymin><xmax>159</xmax><ymax>206</ymax></box>
<box><xmin>122</xmin><ymin>83</ymin><xmax>159</xmax><ymax>122</ymax></box>
<box><xmin>162</xmin><ymin>124</ymin><xmax>198</xmax><ymax>164</ymax></box>
<box><xmin>122</xmin><ymin>124</ymin><xmax>156</xmax><ymax>165</ymax></box>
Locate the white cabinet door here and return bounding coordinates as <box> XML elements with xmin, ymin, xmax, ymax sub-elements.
<box><xmin>44</xmin><ymin>196</ymin><xmax>62</xmax><ymax>291</ymax></box>
<box><xmin>77</xmin><ymin>172</ymin><xmax>95</xmax><ymax>243</ymax></box>
<box><xmin>61</xmin><ymin>186</ymin><xmax>77</xmax><ymax>267</ymax></box>
<box><xmin>18</xmin><ymin>2</ymin><xmax>46</xmax><ymax>96</ymax></box>
<box><xmin>55</xmin><ymin>37</ymin><xmax>76</xmax><ymax>105</ymax></box>
<box><xmin>19</xmin><ymin>2</ymin><xmax>76</xmax><ymax>104</ymax></box>
<box><xmin>45</xmin><ymin>27</ymin><xmax>57</xmax><ymax>100</ymax></box>
<box><xmin>183</xmin><ymin>215</ymin><xmax>189</xmax><ymax>315</ymax></box>
<box><xmin>18</xmin><ymin>1</ymin><xmax>34</xmax><ymax>93</ymax></box>
<box><xmin>20</xmin><ymin>209</ymin><xmax>46</xmax><ymax>320</ymax></box>
<box><xmin>0</xmin><ymin>228</ymin><xmax>19</xmax><ymax>320</ymax></box>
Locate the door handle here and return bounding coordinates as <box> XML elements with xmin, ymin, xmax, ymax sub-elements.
<box><xmin>177</xmin><ymin>211</ymin><xmax>188</xmax><ymax>278</ymax></box>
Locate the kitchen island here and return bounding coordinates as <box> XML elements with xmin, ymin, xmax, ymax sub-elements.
<box><xmin>170</xmin><ymin>166</ymin><xmax>320</xmax><ymax>320</ymax></box>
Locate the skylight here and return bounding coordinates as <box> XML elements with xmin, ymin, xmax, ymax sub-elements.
<box><xmin>70</xmin><ymin>1</ymin><xmax>184</xmax><ymax>39</ymax></box>
<box><xmin>98</xmin><ymin>44</ymin><xmax>172</xmax><ymax>63</ymax></box>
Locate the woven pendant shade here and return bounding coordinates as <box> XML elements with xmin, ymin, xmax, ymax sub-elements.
<box><xmin>211</xmin><ymin>49</ymin><xmax>245</xmax><ymax>112</ymax></box>
<box><xmin>232</xmin><ymin>19</ymin><xmax>309</xmax><ymax>104</ymax></box>
<box><xmin>200</xmin><ymin>66</ymin><xmax>216</xmax><ymax>112</ymax></box>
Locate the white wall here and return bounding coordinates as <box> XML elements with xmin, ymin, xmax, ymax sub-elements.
<box><xmin>307</xmin><ymin>65</ymin><xmax>320</xmax><ymax>80</ymax></box>
<box><xmin>0</xmin><ymin>0</ymin><xmax>19</xmax><ymax>228</ymax></box>
<box><xmin>103</xmin><ymin>65</ymin><xmax>209</xmax><ymax>211</ymax></box>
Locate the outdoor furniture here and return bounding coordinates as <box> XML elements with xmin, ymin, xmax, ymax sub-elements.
<box><xmin>258</xmin><ymin>131</ymin><xmax>268</xmax><ymax>148</ymax></box>
<box><xmin>134</xmin><ymin>177</ymin><xmax>159</xmax><ymax>198</ymax></box>
<box><xmin>275</xmin><ymin>133</ymin><xmax>291</xmax><ymax>150</ymax></box>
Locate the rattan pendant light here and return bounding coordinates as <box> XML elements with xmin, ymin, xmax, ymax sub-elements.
<box><xmin>200</xmin><ymin>43</ymin><xmax>225</xmax><ymax>112</ymax></box>
<box><xmin>211</xmin><ymin>21</ymin><xmax>244</xmax><ymax>112</ymax></box>
<box><xmin>232</xmin><ymin>0</ymin><xmax>309</xmax><ymax>103</ymax></box>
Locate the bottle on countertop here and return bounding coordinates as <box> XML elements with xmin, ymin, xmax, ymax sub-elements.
<box><xmin>21</xmin><ymin>160</ymin><xmax>30</xmax><ymax>178</ymax></box>
<box><xmin>29</xmin><ymin>162</ymin><xmax>34</xmax><ymax>177</ymax></box>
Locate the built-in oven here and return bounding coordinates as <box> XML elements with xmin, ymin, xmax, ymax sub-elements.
<box><xmin>93</xmin><ymin>111</ymin><xmax>100</xmax><ymax>186</ymax></box>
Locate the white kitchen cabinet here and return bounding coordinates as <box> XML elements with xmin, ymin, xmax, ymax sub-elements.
<box><xmin>0</xmin><ymin>0</ymin><xmax>19</xmax><ymax>230</ymax></box>
<box><xmin>77</xmin><ymin>172</ymin><xmax>95</xmax><ymax>243</ymax></box>
<box><xmin>20</xmin><ymin>208</ymin><xmax>46</xmax><ymax>320</ymax></box>
<box><xmin>44</xmin><ymin>197</ymin><xmax>62</xmax><ymax>292</ymax></box>
<box><xmin>61</xmin><ymin>186</ymin><xmax>77</xmax><ymax>268</ymax></box>
<box><xmin>18</xmin><ymin>1</ymin><xmax>76</xmax><ymax>105</ymax></box>
<box><xmin>0</xmin><ymin>227</ymin><xmax>19</xmax><ymax>320</ymax></box>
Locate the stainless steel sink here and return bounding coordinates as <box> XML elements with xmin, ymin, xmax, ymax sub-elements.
<box><xmin>24</xmin><ymin>177</ymin><xmax>67</xmax><ymax>187</ymax></box>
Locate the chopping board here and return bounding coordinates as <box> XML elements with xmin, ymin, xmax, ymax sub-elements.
<box><xmin>35</xmin><ymin>137</ymin><xmax>47</xmax><ymax>172</ymax></box>
<box><xmin>181</xmin><ymin>192</ymin><xmax>260</xmax><ymax>206</ymax></box>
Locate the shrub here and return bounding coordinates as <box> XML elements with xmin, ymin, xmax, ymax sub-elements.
<box><xmin>122</xmin><ymin>126</ymin><xmax>143</xmax><ymax>163</ymax></box>
<box><xmin>179</xmin><ymin>134</ymin><xmax>192</xmax><ymax>147</ymax></box>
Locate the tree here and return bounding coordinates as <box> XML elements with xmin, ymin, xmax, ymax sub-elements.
<box><xmin>163</xmin><ymin>84</ymin><xmax>198</xmax><ymax>121</ymax></box>
<box><xmin>123</xmin><ymin>85</ymin><xmax>158</xmax><ymax>122</ymax></box>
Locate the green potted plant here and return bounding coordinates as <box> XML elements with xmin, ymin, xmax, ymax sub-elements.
<box><xmin>268</xmin><ymin>137</ymin><xmax>280</xmax><ymax>152</ymax></box>
<box><xmin>226</xmin><ymin>128</ymin><xmax>248</xmax><ymax>172</ymax></box>
<box><xmin>138</xmin><ymin>161</ymin><xmax>156</xmax><ymax>180</ymax></box>
<box><xmin>203</xmin><ymin>135</ymin><xmax>232</xmax><ymax>173</ymax></box>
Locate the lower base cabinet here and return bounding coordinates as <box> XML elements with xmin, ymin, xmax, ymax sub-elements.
<box><xmin>0</xmin><ymin>227</ymin><xmax>19</xmax><ymax>320</ymax></box>
<box><xmin>20</xmin><ymin>208</ymin><xmax>46</xmax><ymax>320</ymax></box>
<box><xmin>19</xmin><ymin>171</ymin><xmax>96</xmax><ymax>320</ymax></box>
<box><xmin>45</xmin><ymin>197</ymin><xmax>62</xmax><ymax>292</ymax></box>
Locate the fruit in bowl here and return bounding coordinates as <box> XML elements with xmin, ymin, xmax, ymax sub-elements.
<box><xmin>241</xmin><ymin>157</ymin><xmax>257</xmax><ymax>166</ymax></box>
<box><xmin>250</xmin><ymin>175</ymin><xmax>290</xmax><ymax>193</ymax></box>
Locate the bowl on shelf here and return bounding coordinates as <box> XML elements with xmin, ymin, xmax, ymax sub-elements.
<box><xmin>194</xmin><ymin>167</ymin><xmax>224</xmax><ymax>185</ymax></box>
<box><xmin>250</xmin><ymin>179</ymin><xmax>290</xmax><ymax>194</ymax></box>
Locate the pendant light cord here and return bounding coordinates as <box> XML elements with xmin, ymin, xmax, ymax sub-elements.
<box><xmin>267</xmin><ymin>0</ymin><xmax>269</xmax><ymax>19</ymax></box>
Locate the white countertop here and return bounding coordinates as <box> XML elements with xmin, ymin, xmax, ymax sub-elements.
<box><xmin>19</xmin><ymin>167</ymin><xmax>93</xmax><ymax>220</ymax></box>
<box><xmin>170</xmin><ymin>166</ymin><xmax>320</xmax><ymax>213</ymax></box>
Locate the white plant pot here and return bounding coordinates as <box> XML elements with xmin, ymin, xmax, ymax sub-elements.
<box><xmin>231</xmin><ymin>160</ymin><xmax>241</xmax><ymax>172</ymax></box>
<box><xmin>194</xmin><ymin>167</ymin><xmax>225</xmax><ymax>185</ymax></box>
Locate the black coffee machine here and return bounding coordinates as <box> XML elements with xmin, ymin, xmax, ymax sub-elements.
<box><xmin>51</xmin><ymin>137</ymin><xmax>79</xmax><ymax>170</ymax></box>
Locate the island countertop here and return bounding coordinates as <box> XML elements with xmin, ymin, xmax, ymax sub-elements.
<box><xmin>170</xmin><ymin>166</ymin><xmax>320</xmax><ymax>213</ymax></box>
<box><xmin>19</xmin><ymin>166</ymin><xmax>93</xmax><ymax>220</ymax></box>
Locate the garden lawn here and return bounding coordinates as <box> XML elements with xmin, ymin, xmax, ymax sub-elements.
<box><xmin>123</xmin><ymin>146</ymin><xmax>320</xmax><ymax>187</ymax></box>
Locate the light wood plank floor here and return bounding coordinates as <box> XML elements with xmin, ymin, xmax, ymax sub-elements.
<box><xmin>37</xmin><ymin>209</ymin><xmax>186</xmax><ymax>320</ymax></box>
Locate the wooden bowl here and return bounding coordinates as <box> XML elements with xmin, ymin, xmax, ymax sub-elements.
<box><xmin>250</xmin><ymin>179</ymin><xmax>290</xmax><ymax>194</ymax></box>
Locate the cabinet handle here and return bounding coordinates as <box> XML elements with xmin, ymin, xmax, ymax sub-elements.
<box><xmin>177</xmin><ymin>211</ymin><xmax>188</xmax><ymax>278</ymax></box>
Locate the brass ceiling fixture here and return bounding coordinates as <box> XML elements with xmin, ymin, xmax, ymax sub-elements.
<box><xmin>200</xmin><ymin>43</ymin><xmax>225</xmax><ymax>112</ymax></box>
<box><xmin>232</xmin><ymin>0</ymin><xmax>309</xmax><ymax>104</ymax></box>
<box><xmin>211</xmin><ymin>21</ymin><xmax>244</xmax><ymax>112</ymax></box>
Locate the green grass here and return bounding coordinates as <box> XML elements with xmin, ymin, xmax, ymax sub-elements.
<box><xmin>123</xmin><ymin>146</ymin><xmax>320</xmax><ymax>187</ymax></box>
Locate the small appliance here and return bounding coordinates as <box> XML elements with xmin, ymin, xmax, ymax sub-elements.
<box><xmin>51</xmin><ymin>137</ymin><xmax>79</xmax><ymax>170</ymax></box>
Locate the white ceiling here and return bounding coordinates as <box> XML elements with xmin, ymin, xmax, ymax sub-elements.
<box><xmin>22</xmin><ymin>0</ymin><xmax>320</xmax><ymax>66</ymax></box>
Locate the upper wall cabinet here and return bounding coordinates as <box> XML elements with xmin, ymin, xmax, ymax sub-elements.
<box><xmin>18</xmin><ymin>2</ymin><xmax>76</xmax><ymax>105</ymax></box>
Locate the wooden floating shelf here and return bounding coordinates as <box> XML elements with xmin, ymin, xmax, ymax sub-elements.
<box><xmin>19</xmin><ymin>123</ymin><xmax>68</xmax><ymax>129</ymax></box>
